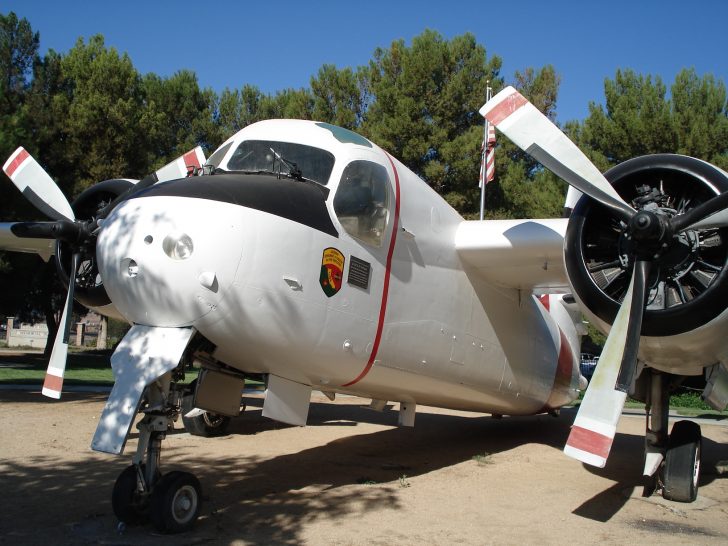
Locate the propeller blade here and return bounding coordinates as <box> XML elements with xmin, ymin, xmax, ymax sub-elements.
<box><xmin>41</xmin><ymin>252</ymin><xmax>79</xmax><ymax>399</ymax></box>
<box><xmin>480</xmin><ymin>87</ymin><xmax>635</xmax><ymax>222</ymax></box>
<box><xmin>671</xmin><ymin>191</ymin><xmax>728</xmax><ymax>232</ymax></box>
<box><xmin>154</xmin><ymin>146</ymin><xmax>207</xmax><ymax>182</ymax></box>
<box><xmin>563</xmin><ymin>267</ymin><xmax>639</xmax><ymax>467</ymax></box>
<box><xmin>10</xmin><ymin>220</ymin><xmax>85</xmax><ymax>242</ymax></box>
<box><xmin>97</xmin><ymin>147</ymin><xmax>208</xmax><ymax>221</ymax></box>
<box><xmin>3</xmin><ymin>147</ymin><xmax>75</xmax><ymax>222</ymax></box>
<box><xmin>615</xmin><ymin>260</ymin><xmax>650</xmax><ymax>392</ymax></box>
<box><xmin>0</xmin><ymin>222</ymin><xmax>55</xmax><ymax>259</ymax></box>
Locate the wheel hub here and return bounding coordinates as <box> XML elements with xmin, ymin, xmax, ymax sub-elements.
<box><xmin>172</xmin><ymin>485</ymin><xmax>197</xmax><ymax>523</ymax></box>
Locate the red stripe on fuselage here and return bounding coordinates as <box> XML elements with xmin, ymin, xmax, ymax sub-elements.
<box><xmin>555</xmin><ymin>330</ymin><xmax>575</xmax><ymax>389</ymax></box>
<box><xmin>566</xmin><ymin>425</ymin><xmax>613</xmax><ymax>459</ymax></box>
<box><xmin>538</xmin><ymin>295</ymin><xmax>576</xmax><ymax>411</ymax></box>
<box><xmin>341</xmin><ymin>151</ymin><xmax>401</xmax><ymax>387</ymax></box>
<box><xmin>485</xmin><ymin>90</ymin><xmax>528</xmax><ymax>126</ymax></box>
<box><xmin>5</xmin><ymin>148</ymin><xmax>29</xmax><ymax>178</ymax></box>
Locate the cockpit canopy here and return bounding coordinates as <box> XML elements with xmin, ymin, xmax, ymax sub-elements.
<box><xmin>204</xmin><ymin>121</ymin><xmax>393</xmax><ymax>248</ymax></box>
<box><xmin>226</xmin><ymin>140</ymin><xmax>336</xmax><ymax>186</ymax></box>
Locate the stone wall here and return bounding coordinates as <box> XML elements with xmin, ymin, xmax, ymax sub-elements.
<box><xmin>5</xmin><ymin>317</ymin><xmax>48</xmax><ymax>350</ymax></box>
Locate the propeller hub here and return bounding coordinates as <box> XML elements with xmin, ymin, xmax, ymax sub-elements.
<box><xmin>629</xmin><ymin>210</ymin><xmax>664</xmax><ymax>242</ymax></box>
<box><xmin>627</xmin><ymin>209</ymin><xmax>673</xmax><ymax>260</ymax></box>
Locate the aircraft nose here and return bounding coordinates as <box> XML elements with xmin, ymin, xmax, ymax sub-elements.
<box><xmin>96</xmin><ymin>195</ymin><xmax>244</xmax><ymax>327</ymax></box>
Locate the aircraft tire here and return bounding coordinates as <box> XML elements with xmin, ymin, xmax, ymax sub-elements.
<box><xmin>662</xmin><ymin>420</ymin><xmax>701</xmax><ymax>502</ymax></box>
<box><xmin>181</xmin><ymin>385</ymin><xmax>231</xmax><ymax>437</ymax></box>
<box><xmin>112</xmin><ymin>465</ymin><xmax>150</xmax><ymax>525</ymax></box>
<box><xmin>150</xmin><ymin>471</ymin><xmax>202</xmax><ymax>534</ymax></box>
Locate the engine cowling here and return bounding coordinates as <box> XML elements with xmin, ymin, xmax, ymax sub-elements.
<box><xmin>56</xmin><ymin>179</ymin><xmax>135</xmax><ymax>309</ymax></box>
<box><xmin>565</xmin><ymin>154</ymin><xmax>728</xmax><ymax>372</ymax></box>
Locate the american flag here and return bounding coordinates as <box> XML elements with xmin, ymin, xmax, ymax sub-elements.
<box><xmin>479</xmin><ymin>122</ymin><xmax>496</xmax><ymax>188</ymax></box>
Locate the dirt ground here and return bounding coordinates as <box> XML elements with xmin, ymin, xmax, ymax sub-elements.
<box><xmin>1</xmin><ymin>390</ymin><xmax>727</xmax><ymax>545</ymax></box>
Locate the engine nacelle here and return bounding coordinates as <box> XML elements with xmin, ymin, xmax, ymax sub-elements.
<box><xmin>565</xmin><ymin>154</ymin><xmax>728</xmax><ymax>374</ymax></box>
<box><xmin>56</xmin><ymin>179</ymin><xmax>135</xmax><ymax>313</ymax></box>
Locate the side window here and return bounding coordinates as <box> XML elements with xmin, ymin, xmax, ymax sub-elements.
<box><xmin>333</xmin><ymin>160</ymin><xmax>390</xmax><ymax>247</ymax></box>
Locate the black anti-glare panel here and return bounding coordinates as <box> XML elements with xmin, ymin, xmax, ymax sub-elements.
<box><xmin>132</xmin><ymin>173</ymin><xmax>338</xmax><ymax>237</ymax></box>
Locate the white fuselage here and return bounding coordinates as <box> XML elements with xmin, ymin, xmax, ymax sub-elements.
<box><xmin>96</xmin><ymin>120</ymin><xmax>582</xmax><ymax>417</ymax></box>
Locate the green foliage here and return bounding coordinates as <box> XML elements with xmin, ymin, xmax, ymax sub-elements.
<box><xmin>361</xmin><ymin>30</ymin><xmax>503</xmax><ymax>215</ymax></box>
<box><xmin>0</xmin><ymin>12</ymin><xmax>38</xmax><ymax>102</ymax></box>
<box><xmin>0</xmin><ymin>12</ymin><xmax>39</xmax><ymax>219</ymax></box>
<box><xmin>141</xmin><ymin>70</ymin><xmax>218</xmax><ymax>167</ymax></box>
<box><xmin>310</xmin><ymin>64</ymin><xmax>363</xmax><ymax>129</ymax></box>
<box><xmin>669</xmin><ymin>391</ymin><xmax>712</xmax><ymax>411</ymax></box>
<box><xmin>215</xmin><ymin>84</ymin><xmax>267</xmax><ymax>136</ymax></box>
<box><xmin>472</xmin><ymin>452</ymin><xmax>493</xmax><ymax>466</ymax></box>
<box><xmin>483</xmin><ymin>65</ymin><xmax>566</xmax><ymax>219</ymax></box>
<box><xmin>56</xmin><ymin>35</ymin><xmax>149</xmax><ymax>195</ymax></box>
<box><xmin>671</xmin><ymin>69</ymin><xmax>728</xmax><ymax>170</ymax></box>
<box><xmin>574</xmin><ymin>68</ymin><xmax>728</xmax><ymax>172</ymax></box>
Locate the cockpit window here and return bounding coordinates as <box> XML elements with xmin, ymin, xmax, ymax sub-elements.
<box><xmin>227</xmin><ymin>140</ymin><xmax>335</xmax><ymax>185</ymax></box>
<box><xmin>333</xmin><ymin>160</ymin><xmax>390</xmax><ymax>247</ymax></box>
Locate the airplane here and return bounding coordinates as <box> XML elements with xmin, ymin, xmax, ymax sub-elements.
<box><xmin>1</xmin><ymin>85</ymin><xmax>727</xmax><ymax>533</ymax></box>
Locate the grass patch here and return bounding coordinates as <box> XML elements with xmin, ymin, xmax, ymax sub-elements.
<box><xmin>575</xmin><ymin>388</ymin><xmax>725</xmax><ymax>414</ymax></box>
<box><xmin>472</xmin><ymin>453</ymin><xmax>493</xmax><ymax>466</ymax></box>
<box><xmin>668</xmin><ymin>391</ymin><xmax>712</xmax><ymax>410</ymax></box>
<box><xmin>0</xmin><ymin>350</ymin><xmax>199</xmax><ymax>385</ymax></box>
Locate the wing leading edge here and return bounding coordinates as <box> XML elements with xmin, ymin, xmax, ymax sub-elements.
<box><xmin>0</xmin><ymin>222</ymin><xmax>55</xmax><ymax>261</ymax></box>
<box><xmin>455</xmin><ymin>218</ymin><xmax>569</xmax><ymax>292</ymax></box>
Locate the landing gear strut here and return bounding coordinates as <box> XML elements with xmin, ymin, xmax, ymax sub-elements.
<box><xmin>111</xmin><ymin>374</ymin><xmax>202</xmax><ymax>533</ymax></box>
<box><xmin>642</xmin><ymin>370</ymin><xmax>702</xmax><ymax>502</ymax></box>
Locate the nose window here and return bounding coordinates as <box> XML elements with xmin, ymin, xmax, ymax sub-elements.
<box><xmin>333</xmin><ymin>160</ymin><xmax>390</xmax><ymax>247</ymax></box>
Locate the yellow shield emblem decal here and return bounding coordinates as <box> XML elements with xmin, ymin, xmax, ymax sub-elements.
<box><xmin>319</xmin><ymin>247</ymin><xmax>345</xmax><ymax>297</ymax></box>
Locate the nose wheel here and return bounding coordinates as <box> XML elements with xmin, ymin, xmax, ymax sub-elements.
<box><xmin>111</xmin><ymin>379</ymin><xmax>203</xmax><ymax>534</ymax></box>
<box><xmin>149</xmin><ymin>471</ymin><xmax>202</xmax><ymax>533</ymax></box>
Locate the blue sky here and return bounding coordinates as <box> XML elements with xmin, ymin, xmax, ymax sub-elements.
<box><xmin>3</xmin><ymin>0</ymin><xmax>727</xmax><ymax>124</ymax></box>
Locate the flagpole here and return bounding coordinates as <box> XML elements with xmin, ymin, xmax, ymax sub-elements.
<box><xmin>479</xmin><ymin>82</ymin><xmax>493</xmax><ymax>221</ymax></box>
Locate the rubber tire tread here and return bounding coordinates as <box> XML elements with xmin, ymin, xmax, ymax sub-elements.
<box><xmin>662</xmin><ymin>420</ymin><xmax>701</xmax><ymax>502</ymax></box>
<box><xmin>112</xmin><ymin>465</ymin><xmax>148</xmax><ymax>525</ymax></box>
<box><xmin>149</xmin><ymin>471</ymin><xmax>202</xmax><ymax>534</ymax></box>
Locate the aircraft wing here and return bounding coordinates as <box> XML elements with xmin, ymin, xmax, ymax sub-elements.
<box><xmin>455</xmin><ymin>218</ymin><xmax>569</xmax><ymax>292</ymax></box>
<box><xmin>0</xmin><ymin>222</ymin><xmax>55</xmax><ymax>261</ymax></box>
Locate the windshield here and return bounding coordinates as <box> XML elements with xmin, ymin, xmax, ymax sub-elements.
<box><xmin>226</xmin><ymin>140</ymin><xmax>336</xmax><ymax>185</ymax></box>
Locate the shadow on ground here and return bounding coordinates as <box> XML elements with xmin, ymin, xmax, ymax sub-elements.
<box><xmin>1</xmin><ymin>394</ymin><xmax>726</xmax><ymax>545</ymax></box>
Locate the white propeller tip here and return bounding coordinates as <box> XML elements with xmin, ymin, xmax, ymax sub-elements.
<box><xmin>41</xmin><ymin>387</ymin><xmax>62</xmax><ymax>399</ymax></box>
<box><xmin>564</xmin><ymin>417</ymin><xmax>617</xmax><ymax>468</ymax></box>
<box><xmin>564</xmin><ymin>443</ymin><xmax>607</xmax><ymax>468</ymax></box>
